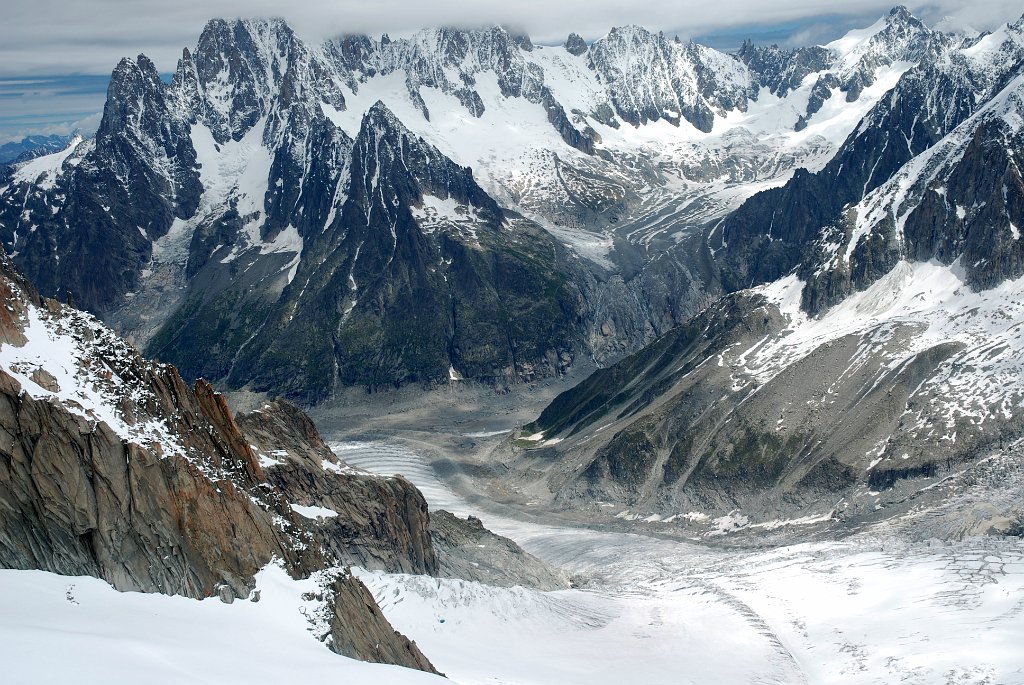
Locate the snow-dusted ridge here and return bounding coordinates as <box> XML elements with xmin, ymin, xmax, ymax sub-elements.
<box><xmin>4</xmin><ymin>7</ymin><xmax>959</xmax><ymax>271</ymax></box>
<box><xmin>0</xmin><ymin>289</ymin><xmax>188</xmax><ymax>458</ymax></box>
<box><xmin>754</xmin><ymin>260</ymin><xmax>1024</xmax><ymax>440</ymax></box>
<box><xmin>0</xmin><ymin>6</ymin><xmax>994</xmax><ymax>400</ymax></box>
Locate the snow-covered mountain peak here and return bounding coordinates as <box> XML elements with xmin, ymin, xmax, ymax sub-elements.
<box><xmin>960</xmin><ymin>16</ymin><xmax>1024</xmax><ymax>80</ymax></box>
<box><xmin>587</xmin><ymin>24</ymin><xmax>754</xmax><ymax>132</ymax></box>
<box><xmin>188</xmin><ymin>17</ymin><xmax>308</xmax><ymax>142</ymax></box>
<box><xmin>825</xmin><ymin>5</ymin><xmax>942</xmax><ymax>100</ymax></box>
<box><xmin>3</xmin><ymin>7</ymin><xmax>1007</xmax><ymax>397</ymax></box>
<box><xmin>350</xmin><ymin>99</ymin><xmax>501</xmax><ymax>220</ymax></box>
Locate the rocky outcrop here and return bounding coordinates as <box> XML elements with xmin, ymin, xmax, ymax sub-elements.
<box><xmin>236</xmin><ymin>399</ymin><xmax>572</xmax><ymax>589</ymax></box>
<box><xmin>564</xmin><ymin>33</ymin><xmax>588</xmax><ymax>56</ymax></box>
<box><xmin>2</xmin><ymin>368</ymin><xmax>276</xmax><ymax>598</ymax></box>
<box><xmin>430</xmin><ymin>510</ymin><xmax>569</xmax><ymax>590</ymax></box>
<box><xmin>324</xmin><ymin>570</ymin><xmax>439</xmax><ymax>674</ymax></box>
<box><xmin>0</xmin><ymin>247</ymin><xmax>310</xmax><ymax>597</ymax></box>
<box><xmin>0</xmin><ymin>250</ymin><xmax>439</xmax><ymax>673</ymax></box>
<box><xmin>238</xmin><ymin>399</ymin><xmax>436</xmax><ymax>575</ymax></box>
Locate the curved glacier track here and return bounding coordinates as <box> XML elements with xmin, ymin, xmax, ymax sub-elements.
<box><xmin>335</xmin><ymin>442</ymin><xmax>1024</xmax><ymax>685</ymax></box>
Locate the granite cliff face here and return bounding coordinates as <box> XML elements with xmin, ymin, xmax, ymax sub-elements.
<box><xmin>0</xmin><ymin>252</ymin><xmax>302</xmax><ymax>599</ymax></box>
<box><xmin>0</xmin><ymin>249</ymin><xmax>438</xmax><ymax>672</ymax></box>
<box><xmin>323</xmin><ymin>570</ymin><xmax>439</xmax><ymax>672</ymax></box>
<box><xmin>237</xmin><ymin>399</ymin><xmax>436</xmax><ymax>575</ymax></box>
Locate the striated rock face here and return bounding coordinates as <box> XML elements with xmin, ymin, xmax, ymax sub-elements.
<box><xmin>430</xmin><ymin>510</ymin><xmax>569</xmax><ymax>590</ymax></box>
<box><xmin>0</xmin><ymin>371</ymin><xmax>292</xmax><ymax>599</ymax></box>
<box><xmin>0</xmin><ymin>250</ymin><xmax>438</xmax><ymax>672</ymax></box>
<box><xmin>0</xmin><ymin>250</ymin><xmax>310</xmax><ymax>599</ymax></box>
<box><xmin>324</xmin><ymin>570</ymin><xmax>439</xmax><ymax>674</ymax></box>
<box><xmin>523</xmin><ymin>285</ymin><xmax>1005</xmax><ymax>525</ymax></box>
<box><xmin>238</xmin><ymin>399</ymin><xmax>436</xmax><ymax>575</ymax></box>
<box><xmin>235</xmin><ymin>399</ymin><xmax>573</xmax><ymax>589</ymax></box>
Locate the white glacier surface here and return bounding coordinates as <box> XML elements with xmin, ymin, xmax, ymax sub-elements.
<box><xmin>0</xmin><ymin>440</ymin><xmax>1022</xmax><ymax>683</ymax></box>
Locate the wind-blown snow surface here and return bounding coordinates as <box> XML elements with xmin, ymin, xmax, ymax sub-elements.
<box><xmin>337</xmin><ymin>442</ymin><xmax>1024</xmax><ymax>685</ymax></box>
<box><xmin>0</xmin><ymin>564</ymin><xmax>443</xmax><ymax>685</ymax></box>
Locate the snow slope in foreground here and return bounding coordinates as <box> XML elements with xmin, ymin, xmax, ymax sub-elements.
<box><xmin>0</xmin><ymin>564</ymin><xmax>443</xmax><ymax>685</ymax></box>
<box><xmin>4</xmin><ymin>441</ymin><xmax>1022</xmax><ymax>684</ymax></box>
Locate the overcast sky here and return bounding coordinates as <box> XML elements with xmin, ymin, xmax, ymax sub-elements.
<box><xmin>1</xmin><ymin>0</ymin><xmax>1020</xmax><ymax>143</ymax></box>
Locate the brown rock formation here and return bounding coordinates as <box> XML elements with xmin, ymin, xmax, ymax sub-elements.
<box><xmin>325</xmin><ymin>571</ymin><xmax>440</xmax><ymax>674</ymax></box>
<box><xmin>238</xmin><ymin>399</ymin><xmax>437</xmax><ymax>575</ymax></box>
<box><xmin>0</xmin><ymin>345</ymin><xmax>316</xmax><ymax>599</ymax></box>
<box><xmin>0</xmin><ymin>248</ymin><xmax>438</xmax><ymax>673</ymax></box>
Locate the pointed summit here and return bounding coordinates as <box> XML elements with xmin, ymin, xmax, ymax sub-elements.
<box><xmin>352</xmin><ymin>101</ymin><xmax>500</xmax><ymax>219</ymax></box>
<box><xmin>565</xmin><ymin>32</ymin><xmax>588</xmax><ymax>56</ymax></box>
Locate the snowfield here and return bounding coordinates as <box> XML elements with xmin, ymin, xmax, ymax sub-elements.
<box><xmin>754</xmin><ymin>261</ymin><xmax>1024</xmax><ymax>447</ymax></box>
<box><xmin>1</xmin><ymin>442</ymin><xmax>1022</xmax><ymax>684</ymax></box>
<box><xmin>340</xmin><ymin>443</ymin><xmax>1024</xmax><ymax>685</ymax></box>
<box><xmin>0</xmin><ymin>564</ymin><xmax>443</xmax><ymax>685</ymax></box>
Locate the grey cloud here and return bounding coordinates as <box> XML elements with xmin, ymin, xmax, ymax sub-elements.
<box><xmin>1</xmin><ymin>0</ymin><xmax>1020</xmax><ymax>77</ymax></box>
<box><xmin>1</xmin><ymin>0</ymin><xmax>1019</xmax><ymax>142</ymax></box>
